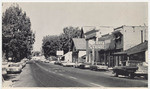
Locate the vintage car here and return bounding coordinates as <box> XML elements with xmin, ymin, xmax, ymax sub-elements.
<box><xmin>74</xmin><ymin>62</ymin><xmax>84</xmax><ymax>68</ymax></box>
<box><xmin>44</xmin><ymin>60</ymin><xmax>50</xmax><ymax>63</ymax></box>
<box><xmin>112</xmin><ymin>61</ymin><xmax>148</xmax><ymax>79</ymax></box>
<box><xmin>54</xmin><ymin>61</ymin><xmax>61</xmax><ymax>65</ymax></box>
<box><xmin>134</xmin><ymin>62</ymin><xmax>148</xmax><ymax>79</ymax></box>
<box><xmin>2</xmin><ymin>62</ymin><xmax>8</xmax><ymax>76</ymax></box>
<box><xmin>49</xmin><ymin>60</ymin><xmax>56</xmax><ymax>64</ymax></box>
<box><xmin>7</xmin><ymin>63</ymin><xmax>22</xmax><ymax>74</ymax></box>
<box><xmin>112</xmin><ymin>66</ymin><xmax>138</xmax><ymax>78</ymax></box>
<box><xmin>60</xmin><ymin>61</ymin><xmax>67</xmax><ymax>66</ymax></box>
<box><xmin>90</xmin><ymin>62</ymin><xmax>108</xmax><ymax>71</ymax></box>
<box><xmin>62</xmin><ymin>62</ymin><xmax>75</xmax><ymax>67</ymax></box>
<box><xmin>19</xmin><ymin>60</ymin><xmax>26</xmax><ymax>68</ymax></box>
<box><xmin>79</xmin><ymin>62</ymin><xmax>91</xmax><ymax>69</ymax></box>
<box><xmin>2</xmin><ymin>68</ymin><xmax>7</xmax><ymax>76</ymax></box>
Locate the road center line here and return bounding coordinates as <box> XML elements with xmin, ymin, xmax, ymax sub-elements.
<box><xmin>68</xmin><ymin>76</ymin><xmax>77</xmax><ymax>79</ymax></box>
<box><xmin>90</xmin><ymin>83</ymin><xmax>104</xmax><ymax>87</ymax></box>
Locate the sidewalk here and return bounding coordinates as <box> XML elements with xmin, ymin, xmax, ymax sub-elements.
<box><xmin>2</xmin><ymin>77</ymin><xmax>13</xmax><ymax>87</ymax></box>
<box><xmin>12</xmin><ymin>64</ymin><xmax>38</xmax><ymax>87</ymax></box>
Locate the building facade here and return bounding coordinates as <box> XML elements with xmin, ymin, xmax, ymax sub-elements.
<box><xmin>112</xmin><ymin>26</ymin><xmax>148</xmax><ymax>66</ymax></box>
<box><xmin>84</xmin><ymin>26</ymin><xmax>113</xmax><ymax>65</ymax></box>
<box><xmin>84</xmin><ymin>25</ymin><xmax>148</xmax><ymax>67</ymax></box>
<box><xmin>72</xmin><ymin>38</ymin><xmax>86</xmax><ymax>63</ymax></box>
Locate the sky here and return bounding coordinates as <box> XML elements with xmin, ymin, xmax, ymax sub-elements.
<box><xmin>2</xmin><ymin>2</ymin><xmax>148</xmax><ymax>51</ymax></box>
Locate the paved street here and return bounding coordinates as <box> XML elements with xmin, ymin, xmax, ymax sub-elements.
<box><xmin>12</xmin><ymin>60</ymin><xmax>148</xmax><ymax>87</ymax></box>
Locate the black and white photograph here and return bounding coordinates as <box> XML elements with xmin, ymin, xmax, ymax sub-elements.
<box><xmin>2</xmin><ymin>1</ymin><xmax>148</xmax><ymax>88</ymax></box>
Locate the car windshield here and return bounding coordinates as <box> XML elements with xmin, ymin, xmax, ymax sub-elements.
<box><xmin>9</xmin><ymin>64</ymin><xmax>20</xmax><ymax>67</ymax></box>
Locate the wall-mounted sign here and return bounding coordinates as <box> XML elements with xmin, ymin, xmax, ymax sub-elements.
<box><xmin>90</xmin><ymin>41</ymin><xmax>104</xmax><ymax>49</ymax></box>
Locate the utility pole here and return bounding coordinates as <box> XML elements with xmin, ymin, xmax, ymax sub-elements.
<box><xmin>69</xmin><ymin>31</ymin><xmax>71</xmax><ymax>52</ymax></box>
<box><xmin>144</xmin><ymin>23</ymin><xmax>146</xmax><ymax>41</ymax></box>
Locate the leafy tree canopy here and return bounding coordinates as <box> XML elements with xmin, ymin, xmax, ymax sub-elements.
<box><xmin>42</xmin><ymin>26</ymin><xmax>84</xmax><ymax>58</ymax></box>
<box><xmin>2</xmin><ymin>4</ymin><xmax>35</xmax><ymax>62</ymax></box>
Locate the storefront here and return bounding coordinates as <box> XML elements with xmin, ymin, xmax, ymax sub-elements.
<box><xmin>125</xmin><ymin>41</ymin><xmax>148</xmax><ymax>62</ymax></box>
<box><xmin>98</xmin><ymin>33</ymin><xmax>116</xmax><ymax>67</ymax></box>
<box><xmin>113</xmin><ymin>41</ymin><xmax>148</xmax><ymax>66</ymax></box>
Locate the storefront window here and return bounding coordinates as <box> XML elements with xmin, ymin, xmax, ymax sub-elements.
<box><xmin>129</xmin><ymin>52</ymin><xmax>145</xmax><ymax>62</ymax></box>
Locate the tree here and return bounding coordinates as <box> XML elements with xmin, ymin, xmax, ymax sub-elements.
<box><xmin>42</xmin><ymin>26</ymin><xmax>84</xmax><ymax>58</ymax></box>
<box><xmin>42</xmin><ymin>35</ymin><xmax>60</xmax><ymax>58</ymax></box>
<box><xmin>60</xmin><ymin>26</ymin><xmax>84</xmax><ymax>53</ymax></box>
<box><xmin>2</xmin><ymin>4</ymin><xmax>35</xmax><ymax>62</ymax></box>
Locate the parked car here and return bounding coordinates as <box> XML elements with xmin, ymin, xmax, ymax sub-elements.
<box><xmin>134</xmin><ymin>62</ymin><xmax>148</xmax><ymax>79</ymax></box>
<box><xmin>23</xmin><ymin>58</ymin><xmax>29</xmax><ymax>63</ymax></box>
<box><xmin>74</xmin><ymin>62</ymin><xmax>83</xmax><ymax>68</ymax></box>
<box><xmin>7</xmin><ymin>63</ymin><xmax>22</xmax><ymax>74</ymax></box>
<box><xmin>90</xmin><ymin>62</ymin><xmax>108</xmax><ymax>71</ymax></box>
<box><xmin>62</xmin><ymin>62</ymin><xmax>75</xmax><ymax>67</ymax></box>
<box><xmin>44</xmin><ymin>60</ymin><xmax>50</xmax><ymax>63</ymax></box>
<box><xmin>54</xmin><ymin>61</ymin><xmax>61</xmax><ymax>65</ymax></box>
<box><xmin>19</xmin><ymin>60</ymin><xmax>26</xmax><ymax>68</ymax></box>
<box><xmin>60</xmin><ymin>61</ymin><xmax>67</xmax><ymax>66</ymax></box>
<box><xmin>2</xmin><ymin>62</ymin><xmax>8</xmax><ymax>76</ymax></box>
<box><xmin>79</xmin><ymin>62</ymin><xmax>91</xmax><ymax>69</ymax></box>
<box><xmin>2</xmin><ymin>68</ymin><xmax>7</xmax><ymax>76</ymax></box>
<box><xmin>49</xmin><ymin>60</ymin><xmax>56</xmax><ymax>64</ymax></box>
<box><xmin>32</xmin><ymin>56</ymin><xmax>40</xmax><ymax>61</ymax></box>
<box><xmin>112</xmin><ymin>61</ymin><xmax>148</xmax><ymax>79</ymax></box>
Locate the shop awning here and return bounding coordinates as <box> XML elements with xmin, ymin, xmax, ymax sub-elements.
<box><xmin>113</xmin><ymin>41</ymin><xmax>148</xmax><ymax>55</ymax></box>
<box><xmin>125</xmin><ymin>41</ymin><xmax>148</xmax><ymax>55</ymax></box>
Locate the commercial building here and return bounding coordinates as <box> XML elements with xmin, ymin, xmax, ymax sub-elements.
<box><xmin>84</xmin><ymin>26</ymin><xmax>113</xmax><ymax>65</ymax></box>
<box><xmin>84</xmin><ymin>25</ymin><xmax>148</xmax><ymax>67</ymax></box>
<box><xmin>112</xmin><ymin>25</ymin><xmax>148</xmax><ymax>66</ymax></box>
